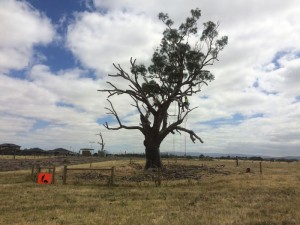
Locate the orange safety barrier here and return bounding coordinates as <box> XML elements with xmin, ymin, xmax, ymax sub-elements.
<box><xmin>37</xmin><ymin>173</ymin><xmax>53</xmax><ymax>184</ymax></box>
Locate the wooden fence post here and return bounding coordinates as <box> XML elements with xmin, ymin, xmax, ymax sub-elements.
<box><xmin>156</xmin><ymin>168</ymin><xmax>162</xmax><ymax>187</ymax></box>
<box><xmin>63</xmin><ymin>165</ymin><xmax>67</xmax><ymax>184</ymax></box>
<box><xmin>31</xmin><ymin>164</ymin><xmax>35</xmax><ymax>177</ymax></box>
<box><xmin>35</xmin><ymin>165</ymin><xmax>41</xmax><ymax>182</ymax></box>
<box><xmin>52</xmin><ymin>166</ymin><xmax>56</xmax><ymax>184</ymax></box>
<box><xmin>236</xmin><ymin>157</ymin><xmax>239</xmax><ymax>166</ymax></box>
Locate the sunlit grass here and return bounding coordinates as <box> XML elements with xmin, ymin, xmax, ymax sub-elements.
<box><xmin>0</xmin><ymin>159</ymin><xmax>299</xmax><ymax>225</ymax></box>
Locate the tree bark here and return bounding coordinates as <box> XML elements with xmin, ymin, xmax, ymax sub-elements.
<box><xmin>144</xmin><ymin>140</ymin><xmax>163</xmax><ymax>169</ymax></box>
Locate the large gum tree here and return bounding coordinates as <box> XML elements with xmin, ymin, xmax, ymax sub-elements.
<box><xmin>98</xmin><ymin>8</ymin><xmax>227</xmax><ymax>169</ymax></box>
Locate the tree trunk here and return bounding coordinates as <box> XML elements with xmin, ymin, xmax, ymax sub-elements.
<box><xmin>144</xmin><ymin>142</ymin><xmax>163</xmax><ymax>170</ymax></box>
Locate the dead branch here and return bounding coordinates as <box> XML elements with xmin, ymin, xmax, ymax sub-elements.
<box><xmin>175</xmin><ymin>126</ymin><xmax>204</xmax><ymax>143</ymax></box>
<box><xmin>103</xmin><ymin>99</ymin><xmax>142</xmax><ymax>132</ymax></box>
<box><xmin>96</xmin><ymin>132</ymin><xmax>105</xmax><ymax>151</ymax></box>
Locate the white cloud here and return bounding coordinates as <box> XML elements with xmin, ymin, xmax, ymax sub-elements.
<box><xmin>28</xmin><ymin>64</ymin><xmax>106</xmax><ymax>114</ymax></box>
<box><xmin>0</xmin><ymin>65</ymin><xmax>109</xmax><ymax>149</ymax></box>
<box><xmin>271</xmin><ymin>54</ymin><xmax>300</xmax><ymax>97</ymax></box>
<box><xmin>0</xmin><ymin>114</ymin><xmax>34</xmax><ymax>140</ymax></box>
<box><xmin>66</xmin><ymin>10</ymin><xmax>163</xmax><ymax>75</ymax></box>
<box><xmin>0</xmin><ymin>0</ymin><xmax>55</xmax><ymax>72</ymax></box>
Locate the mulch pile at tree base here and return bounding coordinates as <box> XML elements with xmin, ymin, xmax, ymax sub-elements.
<box><xmin>74</xmin><ymin>162</ymin><xmax>230</xmax><ymax>182</ymax></box>
<box><xmin>122</xmin><ymin>163</ymin><xmax>230</xmax><ymax>182</ymax></box>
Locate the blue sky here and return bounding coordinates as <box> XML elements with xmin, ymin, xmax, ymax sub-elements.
<box><xmin>0</xmin><ymin>0</ymin><xmax>300</xmax><ymax>156</ymax></box>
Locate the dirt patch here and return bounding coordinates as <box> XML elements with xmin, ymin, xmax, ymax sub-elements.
<box><xmin>0</xmin><ymin>157</ymin><xmax>116</xmax><ymax>172</ymax></box>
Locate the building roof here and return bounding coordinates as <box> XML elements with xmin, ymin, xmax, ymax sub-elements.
<box><xmin>49</xmin><ymin>148</ymin><xmax>68</xmax><ymax>152</ymax></box>
<box><xmin>23</xmin><ymin>148</ymin><xmax>46</xmax><ymax>153</ymax></box>
<box><xmin>0</xmin><ymin>143</ymin><xmax>21</xmax><ymax>148</ymax></box>
<box><xmin>48</xmin><ymin>148</ymin><xmax>73</xmax><ymax>153</ymax></box>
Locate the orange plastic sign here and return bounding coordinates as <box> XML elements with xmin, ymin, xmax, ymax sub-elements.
<box><xmin>37</xmin><ymin>173</ymin><xmax>53</xmax><ymax>184</ymax></box>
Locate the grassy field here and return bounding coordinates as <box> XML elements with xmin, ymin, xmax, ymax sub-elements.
<box><xmin>0</xmin><ymin>158</ymin><xmax>299</xmax><ymax>225</ymax></box>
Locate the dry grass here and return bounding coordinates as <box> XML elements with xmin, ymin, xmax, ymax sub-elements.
<box><xmin>0</xmin><ymin>159</ymin><xmax>299</xmax><ymax>225</ymax></box>
<box><xmin>0</xmin><ymin>155</ymin><xmax>51</xmax><ymax>160</ymax></box>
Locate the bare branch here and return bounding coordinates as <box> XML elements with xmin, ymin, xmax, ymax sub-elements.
<box><xmin>103</xmin><ymin>99</ymin><xmax>142</xmax><ymax>132</ymax></box>
<box><xmin>96</xmin><ymin>132</ymin><xmax>105</xmax><ymax>151</ymax></box>
<box><xmin>175</xmin><ymin>126</ymin><xmax>203</xmax><ymax>143</ymax></box>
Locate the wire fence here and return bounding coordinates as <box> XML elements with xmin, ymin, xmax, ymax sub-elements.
<box><xmin>29</xmin><ymin>158</ymin><xmax>299</xmax><ymax>187</ymax></box>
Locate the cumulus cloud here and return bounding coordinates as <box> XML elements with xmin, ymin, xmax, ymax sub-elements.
<box><xmin>0</xmin><ymin>0</ymin><xmax>55</xmax><ymax>72</ymax></box>
<box><xmin>0</xmin><ymin>64</ymin><xmax>109</xmax><ymax>149</ymax></box>
<box><xmin>66</xmin><ymin>11</ymin><xmax>163</xmax><ymax>75</ymax></box>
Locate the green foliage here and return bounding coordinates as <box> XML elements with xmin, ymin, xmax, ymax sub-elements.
<box><xmin>98</xmin><ymin>150</ymin><xmax>107</xmax><ymax>157</ymax></box>
<box><xmin>199</xmin><ymin>154</ymin><xmax>213</xmax><ymax>161</ymax></box>
<box><xmin>133</xmin><ymin>8</ymin><xmax>227</xmax><ymax>100</ymax></box>
<box><xmin>141</xmin><ymin>80</ymin><xmax>161</xmax><ymax>97</ymax></box>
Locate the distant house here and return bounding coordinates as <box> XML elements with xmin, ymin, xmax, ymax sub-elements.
<box><xmin>80</xmin><ymin>148</ymin><xmax>94</xmax><ymax>156</ymax></box>
<box><xmin>0</xmin><ymin>143</ymin><xmax>21</xmax><ymax>155</ymax></box>
<box><xmin>48</xmin><ymin>148</ymin><xmax>74</xmax><ymax>156</ymax></box>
